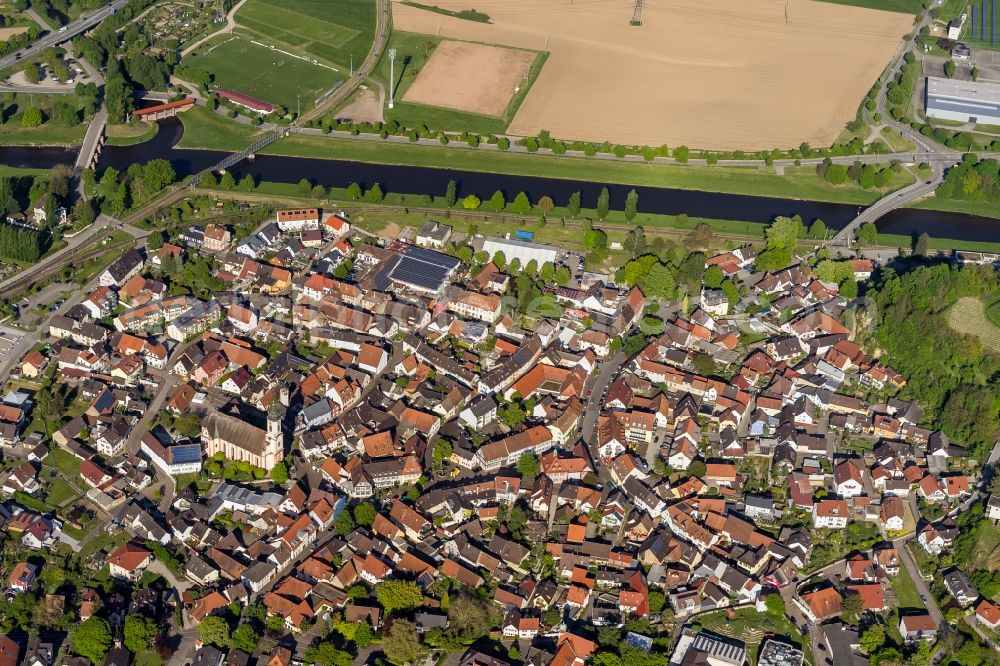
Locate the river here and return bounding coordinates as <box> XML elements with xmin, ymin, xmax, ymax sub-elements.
<box><xmin>1</xmin><ymin>118</ymin><xmax>999</xmax><ymax>243</ymax></box>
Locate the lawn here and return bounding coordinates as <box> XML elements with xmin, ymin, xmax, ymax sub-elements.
<box><xmin>106</xmin><ymin>121</ymin><xmax>159</xmax><ymax>146</ymax></box>
<box><xmin>183</xmin><ymin>35</ymin><xmax>342</xmax><ymax>112</ymax></box>
<box><xmin>0</xmin><ymin>117</ymin><xmax>86</xmax><ymax>146</ymax></box>
<box><xmin>969</xmin><ymin>519</ymin><xmax>1000</xmax><ymax>571</ymax></box>
<box><xmin>946</xmin><ymin>296</ymin><xmax>1000</xmax><ymax>353</ymax></box>
<box><xmin>890</xmin><ymin>564</ymin><xmax>927</xmax><ymax>612</ymax></box>
<box><xmin>697</xmin><ymin>608</ymin><xmax>810</xmax><ymax>666</ymax></box>
<box><xmin>910</xmin><ymin>196</ymin><xmax>1000</xmax><ymax>220</ymax></box>
<box><xmin>880</xmin><ymin>126</ymin><xmax>917</xmax><ymax>153</ymax></box>
<box><xmin>258</xmin><ymin>134</ymin><xmax>910</xmax><ymax>205</ymax></box>
<box><xmin>813</xmin><ymin>0</ymin><xmax>924</xmax><ymax>13</ymax></box>
<box><xmin>372</xmin><ymin>31</ymin><xmax>546</xmax><ymax>135</ymax></box>
<box><xmin>234</xmin><ymin>0</ymin><xmax>376</xmax><ymax>69</ymax></box>
<box><xmin>176</xmin><ymin>105</ymin><xmax>262</xmax><ymax>151</ymax></box>
<box><xmin>45</xmin><ymin>448</ymin><xmax>82</xmax><ymax>477</ymax></box>
<box><xmin>44</xmin><ymin>476</ymin><xmax>80</xmax><ymax>508</ymax></box>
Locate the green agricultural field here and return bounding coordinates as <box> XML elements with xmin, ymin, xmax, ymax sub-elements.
<box><xmin>184</xmin><ymin>36</ymin><xmax>342</xmax><ymax>112</ymax></box>
<box><xmin>234</xmin><ymin>0</ymin><xmax>376</xmax><ymax>69</ymax></box>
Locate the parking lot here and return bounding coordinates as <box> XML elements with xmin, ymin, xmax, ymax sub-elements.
<box><xmin>0</xmin><ymin>326</ymin><xmax>23</xmax><ymax>361</ymax></box>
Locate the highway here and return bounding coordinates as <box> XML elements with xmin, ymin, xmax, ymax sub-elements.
<box><xmin>0</xmin><ymin>0</ymin><xmax>127</xmax><ymax>72</ymax></box>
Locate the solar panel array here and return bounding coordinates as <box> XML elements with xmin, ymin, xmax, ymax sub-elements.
<box><xmin>169</xmin><ymin>444</ymin><xmax>203</xmax><ymax>465</ymax></box>
<box><xmin>389</xmin><ymin>245</ymin><xmax>461</xmax><ymax>292</ymax></box>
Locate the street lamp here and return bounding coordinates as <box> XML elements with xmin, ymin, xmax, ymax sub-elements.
<box><xmin>388</xmin><ymin>48</ymin><xmax>397</xmax><ymax>109</ymax></box>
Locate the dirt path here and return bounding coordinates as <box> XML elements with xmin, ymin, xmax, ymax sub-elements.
<box><xmin>180</xmin><ymin>0</ymin><xmax>247</xmax><ymax>57</ymax></box>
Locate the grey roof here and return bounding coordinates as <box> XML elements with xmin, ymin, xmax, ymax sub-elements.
<box><xmin>926</xmin><ymin>76</ymin><xmax>1000</xmax><ymax>118</ymax></box>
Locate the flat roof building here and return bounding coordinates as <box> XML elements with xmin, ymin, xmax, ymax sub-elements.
<box><xmin>481</xmin><ymin>236</ymin><xmax>559</xmax><ymax>267</ymax></box>
<box><xmin>925</xmin><ymin>76</ymin><xmax>1000</xmax><ymax>125</ymax></box>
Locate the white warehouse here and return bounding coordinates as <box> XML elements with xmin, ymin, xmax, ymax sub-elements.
<box><xmin>481</xmin><ymin>236</ymin><xmax>559</xmax><ymax>267</ymax></box>
<box><xmin>925</xmin><ymin>76</ymin><xmax>1000</xmax><ymax>125</ymax></box>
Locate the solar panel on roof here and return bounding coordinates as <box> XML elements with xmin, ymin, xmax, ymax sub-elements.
<box><xmin>169</xmin><ymin>444</ymin><xmax>202</xmax><ymax>465</ymax></box>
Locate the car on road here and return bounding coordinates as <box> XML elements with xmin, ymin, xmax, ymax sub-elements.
<box><xmin>920</xmin><ymin>594</ymin><xmax>928</xmax><ymax>602</ymax></box>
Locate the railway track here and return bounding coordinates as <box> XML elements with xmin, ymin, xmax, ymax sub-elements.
<box><xmin>295</xmin><ymin>0</ymin><xmax>391</xmax><ymax>126</ymax></box>
<box><xmin>0</xmin><ymin>235</ymin><xmax>131</xmax><ymax>299</ymax></box>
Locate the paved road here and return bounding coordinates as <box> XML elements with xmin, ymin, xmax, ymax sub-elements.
<box><xmin>578</xmin><ymin>351</ymin><xmax>625</xmax><ymax>483</ymax></box>
<box><xmin>0</xmin><ymin>0</ymin><xmax>127</xmax><ymax>72</ymax></box>
<box><xmin>74</xmin><ymin>106</ymin><xmax>107</xmax><ymax>171</ymax></box>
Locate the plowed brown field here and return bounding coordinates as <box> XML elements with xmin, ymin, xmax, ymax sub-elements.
<box><xmin>392</xmin><ymin>0</ymin><xmax>912</xmax><ymax>150</ymax></box>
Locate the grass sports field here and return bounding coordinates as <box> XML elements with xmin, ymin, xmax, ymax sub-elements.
<box><xmin>184</xmin><ymin>36</ymin><xmax>342</xmax><ymax>112</ymax></box>
<box><xmin>234</xmin><ymin>0</ymin><xmax>376</xmax><ymax>69</ymax></box>
<box><xmin>392</xmin><ymin>0</ymin><xmax>911</xmax><ymax>150</ymax></box>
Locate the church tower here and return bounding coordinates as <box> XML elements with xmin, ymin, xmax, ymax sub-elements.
<box><xmin>264</xmin><ymin>403</ymin><xmax>285</xmax><ymax>469</ymax></box>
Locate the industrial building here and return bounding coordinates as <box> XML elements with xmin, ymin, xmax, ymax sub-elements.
<box><xmin>481</xmin><ymin>236</ymin><xmax>559</xmax><ymax>267</ymax></box>
<box><xmin>925</xmin><ymin>76</ymin><xmax>1000</xmax><ymax>125</ymax></box>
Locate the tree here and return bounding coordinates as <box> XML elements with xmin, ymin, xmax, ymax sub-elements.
<box><xmin>841</xmin><ymin>591</ymin><xmax>863</xmax><ymax>624</ymax></box>
<box><xmin>312</xmin><ymin>184</ymin><xmax>326</xmax><ymax>200</ymax></box>
<box><xmin>648</xmin><ymin>590</ymin><xmax>666</xmax><ymax>614</ymax></box>
<box><xmin>914</xmin><ymin>231</ymin><xmax>930</xmax><ymax>256</ymax></box>
<box><xmin>555</xmin><ymin>265</ymin><xmax>571</xmax><ymax>285</ymax></box>
<box><xmin>219</xmin><ymin>172</ymin><xmax>236</xmax><ymax>189</ymax></box>
<box><xmin>383</xmin><ymin>620</ymin><xmax>422</xmax><ymax>664</ymax></box>
<box><xmin>516</xmin><ymin>453</ymin><xmax>540</xmax><ymax>480</ymax></box>
<box><xmin>230</xmin><ymin>624</ymin><xmax>259</xmax><ymax>654</ymax></box>
<box><xmin>432</xmin><ymin>439</ymin><xmax>453</xmax><ymax>468</ymax></box>
<box><xmin>944</xmin><ymin>59</ymin><xmax>956</xmax><ymax>77</ymax></box>
<box><xmin>270</xmin><ymin>460</ymin><xmax>288</xmax><ymax>484</ymax></box>
<box><xmin>489</xmin><ymin>190</ymin><xmax>506</xmax><ymax>212</ymax></box>
<box><xmin>512</xmin><ymin>191</ymin><xmax>532</xmax><ymax>215</ymax></box>
<box><xmin>346</xmin><ymin>182</ymin><xmax>362</xmax><ymax>200</ymax></box>
<box><xmin>540</xmin><ymin>261</ymin><xmax>556</xmax><ymax>283</ymax></box>
<box><xmin>623</xmin><ymin>226</ymin><xmax>646</xmax><ymax>259</ymax></box>
<box><xmin>365</xmin><ymin>183</ymin><xmax>384</xmax><ymax>202</ymax></box>
<box><xmin>298</xmin><ymin>179</ymin><xmax>312</xmax><ymax>196</ymax></box>
<box><xmin>21</xmin><ymin>107</ymin><xmax>43</xmax><ymax>128</ymax></box>
<box><xmin>123</xmin><ymin>615</ymin><xmax>157</xmax><ymax>654</ymax></box>
<box><xmin>447</xmin><ymin>593</ymin><xmax>494</xmax><ymax>639</ymax></box>
<box><xmin>825</xmin><ymin>164</ymin><xmax>848</xmax><ymax>185</ymax></box>
<box><xmin>240</xmin><ymin>174</ymin><xmax>256</xmax><ymax>191</ymax></box>
<box><xmin>24</xmin><ymin>62</ymin><xmax>40</xmax><ymax>84</ymax></box>
<box><xmin>197</xmin><ymin>616</ymin><xmax>230</xmax><ymax>647</ymax></box>
<box><xmin>688</xmin><ymin>460</ymin><xmax>707</xmax><ymax>478</ymax></box>
<box><xmin>73</xmin><ymin>197</ymin><xmax>95</xmax><ymax>227</ymax></box>
<box><xmin>353</xmin><ymin>621</ymin><xmax>374</xmax><ymax>648</ymax></box>
<box><xmin>856</xmin><ymin>222</ymin><xmax>878</xmax><ymax>246</ymax></box>
<box><xmin>461</xmin><ymin>194</ymin><xmax>481</xmax><ymax>209</ymax></box>
<box><xmin>692</xmin><ymin>353</ymin><xmax>716</xmax><ymax>377</ymax></box>
<box><xmin>333</xmin><ymin>510</ymin><xmax>355</xmax><ymax>536</ymax></box>
<box><xmin>642</xmin><ymin>262</ymin><xmax>675</xmax><ymax>298</ymax></box>
<box><xmin>72</xmin><ymin>617</ymin><xmax>113</xmax><ymax>663</ymax></box>
<box><xmin>839</xmin><ymin>277</ymin><xmax>858</xmax><ymax>299</ymax></box>
<box><xmin>446</xmin><ymin>179</ymin><xmax>457</xmax><ymax>207</ymax></box>
<box><xmin>764</xmin><ymin>594</ymin><xmax>785</xmax><ymax>617</ymax></box>
<box><xmin>703</xmin><ymin>265</ymin><xmax>724</xmax><ymax>289</ymax></box>
<box><xmin>538</xmin><ymin>195</ymin><xmax>555</xmax><ymax>214</ymax></box>
<box><xmin>596</xmin><ymin>187</ymin><xmax>610</xmax><ymax>220</ymax></box>
<box><xmin>353</xmin><ymin>501</ymin><xmax>377</xmax><ymax>527</ymax></box>
<box><xmin>567</xmin><ymin>191</ymin><xmax>581</xmax><ymax>218</ymax></box>
<box><xmin>859</xmin><ymin>625</ymin><xmax>885</xmax><ymax>654</ymax></box>
<box><xmin>375</xmin><ymin>580</ymin><xmax>423</xmax><ymax>614</ymax></box>
<box><xmin>303</xmin><ymin>642</ymin><xmax>352</xmax><ymax>666</ymax></box>
<box><xmin>809</xmin><ymin>219</ymin><xmax>827</xmax><ymax>240</ymax></box>
<box><xmin>624</xmin><ymin>188</ymin><xmax>639</xmax><ymax>221</ymax></box>
<box><xmin>673</xmin><ymin>145</ymin><xmax>690</xmax><ymax>163</ymax></box>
